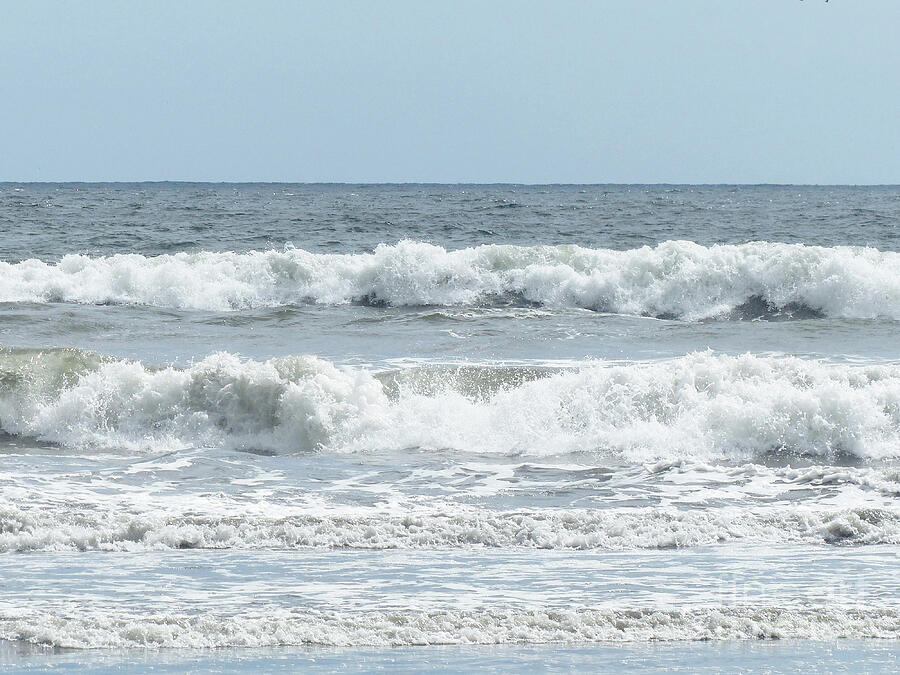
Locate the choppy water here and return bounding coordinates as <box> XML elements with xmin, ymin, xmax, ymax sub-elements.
<box><xmin>1</xmin><ymin>184</ymin><xmax>899</xmax><ymax>666</ymax></box>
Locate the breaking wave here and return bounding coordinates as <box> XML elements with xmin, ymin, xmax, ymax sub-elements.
<box><xmin>2</xmin><ymin>348</ymin><xmax>900</xmax><ymax>461</ymax></box>
<box><xmin>2</xmin><ymin>240</ymin><xmax>899</xmax><ymax>319</ymax></box>
<box><xmin>2</xmin><ymin>607</ymin><xmax>898</xmax><ymax>648</ymax></box>
<box><xmin>2</xmin><ymin>504</ymin><xmax>899</xmax><ymax>553</ymax></box>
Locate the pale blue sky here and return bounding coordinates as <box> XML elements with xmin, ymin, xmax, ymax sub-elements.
<box><xmin>1</xmin><ymin>1</ymin><xmax>898</xmax><ymax>183</ymax></box>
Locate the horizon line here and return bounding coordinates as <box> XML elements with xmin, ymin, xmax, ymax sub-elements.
<box><xmin>2</xmin><ymin>181</ymin><xmax>899</xmax><ymax>187</ymax></box>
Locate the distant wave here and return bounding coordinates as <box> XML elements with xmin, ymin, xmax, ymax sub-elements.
<box><xmin>2</xmin><ymin>348</ymin><xmax>899</xmax><ymax>460</ymax></box>
<box><xmin>1</xmin><ymin>240</ymin><xmax>899</xmax><ymax>319</ymax></box>
<box><xmin>2</xmin><ymin>606</ymin><xmax>897</xmax><ymax>648</ymax></box>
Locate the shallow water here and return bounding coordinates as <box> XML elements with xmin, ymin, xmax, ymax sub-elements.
<box><xmin>2</xmin><ymin>640</ymin><xmax>898</xmax><ymax>674</ymax></box>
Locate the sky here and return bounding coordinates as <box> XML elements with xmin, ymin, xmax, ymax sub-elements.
<box><xmin>1</xmin><ymin>1</ymin><xmax>898</xmax><ymax>183</ymax></box>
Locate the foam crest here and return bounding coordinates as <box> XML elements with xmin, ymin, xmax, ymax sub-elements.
<box><xmin>2</xmin><ymin>504</ymin><xmax>899</xmax><ymax>553</ymax></box>
<box><xmin>2</xmin><ymin>606</ymin><xmax>897</xmax><ymax>648</ymax></box>
<box><xmin>0</xmin><ymin>349</ymin><xmax>386</xmax><ymax>453</ymax></box>
<box><xmin>2</xmin><ymin>240</ymin><xmax>899</xmax><ymax>319</ymax></box>
<box><xmin>3</xmin><ymin>349</ymin><xmax>900</xmax><ymax>460</ymax></box>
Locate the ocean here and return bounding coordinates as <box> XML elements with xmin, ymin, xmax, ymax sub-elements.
<box><xmin>0</xmin><ymin>183</ymin><xmax>898</xmax><ymax>672</ymax></box>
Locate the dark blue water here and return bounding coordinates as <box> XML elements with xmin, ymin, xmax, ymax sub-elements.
<box><xmin>2</xmin><ymin>183</ymin><xmax>899</xmax><ymax>261</ymax></box>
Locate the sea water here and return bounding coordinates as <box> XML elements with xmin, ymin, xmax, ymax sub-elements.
<box><xmin>0</xmin><ymin>184</ymin><xmax>898</xmax><ymax>671</ymax></box>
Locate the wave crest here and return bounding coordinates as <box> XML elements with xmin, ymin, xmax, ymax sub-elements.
<box><xmin>2</xmin><ymin>606</ymin><xmax>897</xmax><ymax>648</ymax></box>
<box><xmin>2</xmin><ymin>504</ymin><xmax>898</xmax><ymax>553</ymax></box>
<box><xmin>2</xmin><ymin>349</ymin><xmax>900</xmax><ymax>460</ymax></box>
<box><xmin>2</xmin><ymin>240</ymin><xmax>899</xmax><ymax>319</ymax></box>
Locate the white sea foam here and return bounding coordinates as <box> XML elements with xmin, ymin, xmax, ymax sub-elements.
<box><xmin>1</xmin><ymin>503</ymin><xmax>898</xmax><ymax>553</ymax></box>
<box><xmin>2</xmin><ymin>349</ymin><xmax>900</xmax><ymax>460</ymax></box>
<box><xmin>2</xmin><ymin>606</ymin><xmax>897</xmax><ymax>648</ymax></box>
<box><xmin>2</xmin><ymin>240</ymin><xmax>899</xmax><ymax>318</ymax></box>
